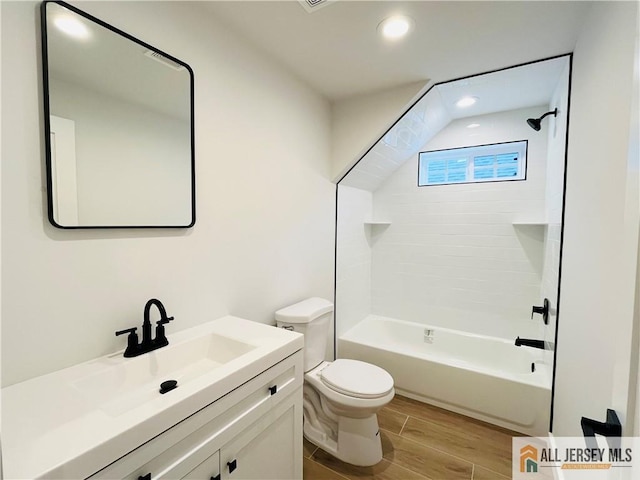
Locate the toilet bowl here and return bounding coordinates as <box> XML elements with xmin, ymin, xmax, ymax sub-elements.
<box><xmin>275</xmin><ymin>298</ymin><xmax>395</xmax><ymax>466</ymax></box>
<box><xmin>303</xmin><ymin>359</ymin><xmax>394</xmax><ymax>466</ymax></box>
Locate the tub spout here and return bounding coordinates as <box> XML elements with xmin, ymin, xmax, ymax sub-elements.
<box><xmin>515</xmin><ymin>337</ymin><xmax>545</xmax><ymax>349</ymax></box>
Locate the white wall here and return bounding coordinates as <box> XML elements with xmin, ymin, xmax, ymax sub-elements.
<box><xmin>50</xmin><ymin>78</ymin><xmax>191</xmax><ymax>226</ymax></box>
<box><xmin>335</xmin><ymin>185</ymin><xmax>372</xmax><ymax>337</ymax></box>
<box><xmin>331</xmin><ymin>81</ymin><xmax>426</xmax><ymax>181</ymax></box>
<box><xmin>1</xmin><ymin>1</ymin><xmax>334</xmax><ymax>386</ymax></box>
<box><xmin>370</xmin><ymin>107</ymin><xmax>549</xmax><ymax>340</ymax></box>
<box><xmin>553</xmin><ymin>1</ymin><xmax>639</xmax><ymax>435</ymax></box>
<box><xmin>630</xmin><ymin>12</ymin><xmax>640</xmax><ymax>437</ymax></box>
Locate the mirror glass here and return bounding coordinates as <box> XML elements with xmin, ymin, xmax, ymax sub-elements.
<box><xmin>43</xmin><ymin>1</ymin><xmax>194</xmax><ymax>228</ymax></box>
<box><xmin>335</xmin><ymin>55</ymin><xmax>571</xmax><ymax>436</ymax></box>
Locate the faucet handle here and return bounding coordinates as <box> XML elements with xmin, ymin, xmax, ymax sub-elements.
<box><xmin>115</xmin><ymin>327</ymin><xmax>140</xmax><ymax>358</ymax></box>
<box><xmin>115</xmin><ymin>327</ymin><xmax>137</xmax><ymax>337</ymax></box>
<box><xmin>156</xmin><ymin>316</ymin><xmax>174</xmax><ymax>325</ymax></box>
<box><xmin>154</xmin><ymin>317</ymin><xmax>173</xmax><ymax>348</ymax></box>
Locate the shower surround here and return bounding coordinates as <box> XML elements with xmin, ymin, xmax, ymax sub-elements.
<box><xmin>337</xmin><ymin>107</ymin><xmax>551</xmax><ymax>342</ymax></box>
<box><xmin>335</xmin><ymin>56</ymin><xmax>570</xmax><ymax>433</ymax></box>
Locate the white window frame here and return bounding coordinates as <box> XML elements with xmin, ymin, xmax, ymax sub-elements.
<box><xmin>418</xmin><ymin>140</ymin><xmax>528</xmax><ymax>187</ymax></box>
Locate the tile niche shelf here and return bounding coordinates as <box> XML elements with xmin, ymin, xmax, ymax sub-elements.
<box><xmin>512</xmin><ymin>219</ymin><xmax>548</xmax><ymax>226</ymax></box>
<box><xmin>364</xmin><ymin>220</ymin><xmax>390</xmax><ymax>245</ymax></box>
<box><xmin>363</xmin><ymin>220</ymin><xmax>391</xmax><ymax>226</ymax></box>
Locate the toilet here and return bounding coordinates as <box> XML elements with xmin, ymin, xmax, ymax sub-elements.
<box><xmin>275</xmin><ymin>297</ymin><xmax>394</xmax><ymax>467</ymax></box>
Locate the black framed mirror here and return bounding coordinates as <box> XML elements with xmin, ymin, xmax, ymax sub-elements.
<box><xmin>41</xmin><ymin>1</ymin><xmax>195</xmax><ymax>228</ymax></box>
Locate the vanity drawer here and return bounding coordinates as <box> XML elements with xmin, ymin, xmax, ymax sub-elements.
<box><xmin>88</xmin><ymin>350</ymin><xmax>303</xmax><ymax>480</ymax></box>
<box><xmin>182</xmin><ymin>450</ymin><xmax>220</xmax><ymax>479</ymax></box>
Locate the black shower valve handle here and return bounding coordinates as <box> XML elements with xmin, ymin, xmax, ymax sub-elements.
<box><xmin>531</xmin><ymin>306</ymin><xmax>545</xmax><ymax>318</ymax></box>
<box><xmin>531</xmin><ymin>298</ymin><xmax>550</xmax><ymax>325</ymax></box>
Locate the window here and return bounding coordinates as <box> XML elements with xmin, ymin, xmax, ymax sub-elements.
<box><xmin>418</xmin><ymin>140</ymin><xmax>527</xmax><ymax>186</ymax></box>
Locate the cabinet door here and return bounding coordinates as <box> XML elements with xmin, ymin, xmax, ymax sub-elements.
<box><xmin>182</xmin><ymin>450</ymin><xmax>220</xmax><ymax>480</ymax></box>
<box><xmin>220</xmin><ymin>390</ymin><xmax>302</xmax><ymax>480</ymax></box>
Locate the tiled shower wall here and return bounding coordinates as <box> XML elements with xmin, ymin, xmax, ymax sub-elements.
<box><xmin>370</xmin><ymin>107</ymin><xmax>550</xmax><ymax>340</ymax></box>
<box><xmin>335</xmin><ymin>185</ymin><xmax>373</xmax><ymax>337</ymax></box>
<box><xmin>540</xmin><ymin>61</ymin><xmax>571</xmax><ymax>362</ymax></box>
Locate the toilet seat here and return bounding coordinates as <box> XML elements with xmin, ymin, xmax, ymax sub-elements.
<box><xmin>320</xmin><ymin>359</ymin><xmax>394</xmax><ymax>399</ymax></box>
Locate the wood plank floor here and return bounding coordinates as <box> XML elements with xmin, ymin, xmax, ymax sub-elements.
<box><xmin>303</xmin><ymin>395</ymin><xmax>520</xmax><ymax>480</ymax></box>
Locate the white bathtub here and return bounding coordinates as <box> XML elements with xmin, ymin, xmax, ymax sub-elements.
<box><xmin>339</xmin><ymin>315</ymin><xmax>552</xmax><ymax>436</ymax></box>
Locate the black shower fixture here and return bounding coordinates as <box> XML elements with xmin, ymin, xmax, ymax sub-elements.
<box><xmin>526</xmin><ymin>108</ymin><xmax>558</xmax><ymax>131</ymax></box>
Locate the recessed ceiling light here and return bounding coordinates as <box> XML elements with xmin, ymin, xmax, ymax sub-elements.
<box><xmin>54</xmin><ymin>16</ymin><xmax>90</xmax><ymax>39</ymax></box>
<box><xmin>467</xmin><ymin>123</ymin><xmax>480</xmax><ymax>129</ymax></box>
<box><xmin>456</xmin><ymin>96</ymin><xmax>478</xmax><ymax>108</ymax></box>
<box><xmin>378</xmin><ymin>16</ymin><xmax>414</xmax><ymax>40</ymax></box>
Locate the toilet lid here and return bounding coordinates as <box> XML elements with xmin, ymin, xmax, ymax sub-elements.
<box><xmin>320</xmin><ymin>359</ymin><xmax>394</xmax><ymax>399</ymax></box>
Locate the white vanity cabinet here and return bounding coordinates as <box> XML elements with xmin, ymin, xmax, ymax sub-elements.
<box><xmin>88</xmin><ymin>351</ymin><xmax>303</xmax><ymax>480</ymax></box>
<box><xmin>218</xmin><ymin>397</ymin><xmax>298</xmax><ymax>480</ymax></box>
<box><xmin>2</xmin><ymin>317</ymin><xmax>304</xmax><ymax>480</ymax></box>
<box><xmin>183</xmin><ymin>451</ymin><xmax>220</xmax><ymax>479</ymax></box>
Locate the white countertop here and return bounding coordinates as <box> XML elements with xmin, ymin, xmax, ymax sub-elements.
<box><xmin>1</xmin><ymin>316</ymin><xmax>303</xmax><ymax>479</ymax></box>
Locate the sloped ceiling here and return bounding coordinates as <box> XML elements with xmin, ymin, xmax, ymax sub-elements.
<box><xmin>340</xmin><ymin>56</ymin><xmax>569</xmax><ymax>191</ymax></box>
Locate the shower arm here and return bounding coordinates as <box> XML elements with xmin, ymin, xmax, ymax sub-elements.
<box><xmin>538</xmin><ymin>108</ymin><xmax>558</xmax><ymax>122</ymax></box>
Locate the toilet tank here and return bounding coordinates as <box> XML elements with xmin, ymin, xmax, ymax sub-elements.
<box><xmin>275</xmin><ymin>297</ymin><xmax>333</xmax><ymax>372</ymax></box>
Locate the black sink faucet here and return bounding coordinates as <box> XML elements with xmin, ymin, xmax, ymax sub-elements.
<box><xmin>115</xmin><ymin>298</ymin><xmax>174</xmax><ymax>357</ymax></box>
<box><xmin>143</xmin><ymin>298</ymin><xmax>173</xmax><ymax>347</ymax></box>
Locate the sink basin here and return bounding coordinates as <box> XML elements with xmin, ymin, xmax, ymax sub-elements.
<box><xmin>73</xmin><ymin>333</ymin><xmax>256</xmax><ymax>416</ymax></box>
<box><xmin>2</xmin><ymin>316</ymin><xmax>303</xmax><ymax>480</ymax></box>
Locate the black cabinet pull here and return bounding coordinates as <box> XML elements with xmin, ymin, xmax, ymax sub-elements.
<box><xmin>210</xmin><ymin>475</ymin><xmax>221</xmax><ymax>480</ymax></box>
<box><xmin>228</xmin><ymin>459</ymin><xmax>237</xmax><ymax>473</ymax></box>
<box><xmin>269</xmin><ymin>385</ymin><xmax>277</xmax><ymax>395</ymax></box>
<box><xmin>138</xmin><ymin>474</ymin><xmax>151</xmax><ymax>480</ymax></box>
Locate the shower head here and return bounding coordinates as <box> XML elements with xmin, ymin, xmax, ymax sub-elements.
<box><xmin>527</xmin><ymin>118</ymin><xmax>542</xmax><ymax>131</ymax></box>
<box><xmin>526</xmin><ymin>108</ymin><xmax>558</xmax><ymax>131</ymax></box>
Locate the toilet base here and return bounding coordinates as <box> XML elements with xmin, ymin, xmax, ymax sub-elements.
<box><xmin>304</xmin><ymin>413</ymin><xmax>383</xmax><ymax>466</ymax></box>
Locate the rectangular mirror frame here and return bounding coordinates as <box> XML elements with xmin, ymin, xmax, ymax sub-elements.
<box><xmin>41</xmin><ymin>0</ymin><xmax>196</xmax><ymax>229</ymax></box>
